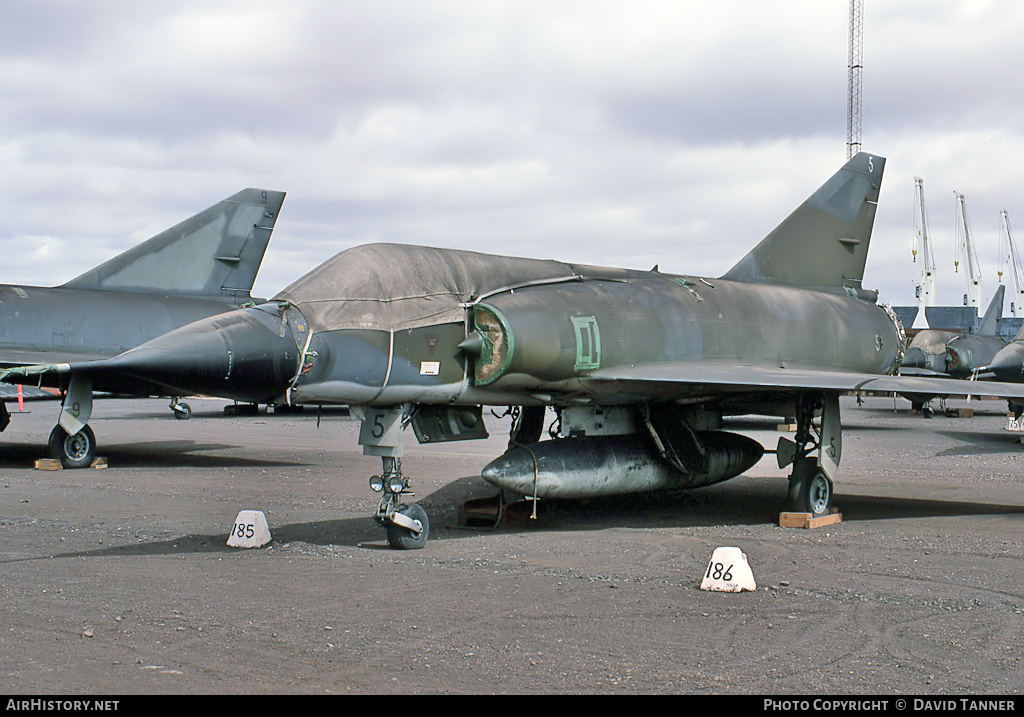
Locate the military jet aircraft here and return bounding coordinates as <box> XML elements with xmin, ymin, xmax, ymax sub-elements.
<box><xmin>10</xmin><ymin>152</ymin><xmax>1024</xmax><ymax>549</ymax></box>
<box><xmin>901</xmin><ymin>284</ymin><xmax>1006</xmax><ymax>379</ymax></box>
<box><xmin>979</xmin><ymin>323</ymin><xmax>1024</xmax><ymax>382</ymax></box>
<box><xmin>898</xmin><ymin>285</ymin><xmax>1007</xmax><ymax>414</ymax></box>
<box><xmin>0</xmin><ymin>188</ymin><xmax>285</xmax><ymax>466</ymax></box>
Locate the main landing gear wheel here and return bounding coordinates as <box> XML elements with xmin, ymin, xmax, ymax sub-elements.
<box><xmin>48</xmin><ymin>424</ymin><xmax>96</xmax><ymax>469</ymax></box>
<box><xmin>386</xmin><ymin>503</ymin><xmax>430</xmax><ymax>550</ymax></box>
<box><xmin>788</xmin><ymin>469</ymin><xmax>833</xmax><ymax>518</ymax></box>
<box><xmin>171</xmin><ymin>399</ymin><xmax>191</xmax><ymax>420</ymax></box>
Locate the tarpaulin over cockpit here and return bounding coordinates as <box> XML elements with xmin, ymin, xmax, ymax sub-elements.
<box><xmin>273</xmin><ymin>243</ymin><xmax>629</xmax><ymax>332</ymax></box>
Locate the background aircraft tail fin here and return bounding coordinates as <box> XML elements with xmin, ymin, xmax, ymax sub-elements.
<box><xmin>721</xmin><ymin>152</ymin><xmax>885</xmax><ymax>295</ymax></box>
<box><xmin>62</xmin><ymin>188</ymin><xmax>286</xmax><ymax>298</ymax></box>
<box><xmin>977</xmin><ymin>284</ymin><xmax>1005</xmax><ymax>336</ymax></box>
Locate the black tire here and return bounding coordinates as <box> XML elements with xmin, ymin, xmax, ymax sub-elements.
<box><xmin>386</xmin><ymin>503</ymin><xmax>430</xmax><ymax>550</ymax></box>
<box><xmin>48</xmin><ymin>424</ymin><xmax>97</xmax><ymax>469</ymax></box>
<box><xmin>172</xmin><ymin>402</ymin><xmax>191</xmax><ymax>420</ymax></box>
<box><xmin>788</xmin><ymin>470</ymin><xmax>833</xmax><ymax>517</ymax></box>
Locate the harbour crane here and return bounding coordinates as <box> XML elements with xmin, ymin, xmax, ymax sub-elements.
<box><xmin>911</xmin><ymin>177</ymin><xmax>936</xmax><ymax>328</ymax></box>
<box><xmin>999</xmin><ymin>210</ymin><xmax>1024</xmax><ymax>317</ymax></box>
<box><xmin>954</xmin><ymin>191</ymin><xmax>982</xmax><ymax>311</ymax></box>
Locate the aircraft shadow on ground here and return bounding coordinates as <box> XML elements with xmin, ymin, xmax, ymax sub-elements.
<box><xmin>0</xmin><ymin>517</ymin><xmax>382</xmax><ymax>564</ymax></box>
<box><xmin>8</xmin><ymin>474</ymin><xmax>1024</xmax><ymax>564</ymax></box>
<box><xmin>0</xmin><ymin>440</ymin><xmax>308</xmax><ymax>469</ymax></box>
<box><xmin>931</xmin><ymin>429</ymin><xmax>1024</xmax><ymax>458</ymax></box>
<box><xmin>424</xmin><ymin>477</ymin><xmax>1024</xmax><ymax>538</ymax></box>
<box><xmin>100</xmin><ymin>442</ymin><xmax>310</xmax><ymax>469</ymax></box>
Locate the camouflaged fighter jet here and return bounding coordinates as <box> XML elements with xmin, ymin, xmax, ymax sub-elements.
<box><xmin>898</xmin><ymin>284</ymin><xmax>1007</xmax><ymax>414</ymax></box>
<box><xmin>0</xmin><ymin>188</ymin><xmax>285</xmax><ymax>466</ymax></box>
<box><xmin>981</xmin><ymin>323</ymin><xmax>1024</xmax><ymax>384</ymax></box>
<box><xmin>13</xmin><ymin>152</ymin><xmax>1024</xmax><ymax>549</ymax></box>
<box><xmin>901</xmin><ymin>284</ymin><xmax>1007</xmax><ymax>380</ymax></box>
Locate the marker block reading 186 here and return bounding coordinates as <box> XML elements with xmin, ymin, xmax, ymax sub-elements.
<box><xmin>700</xmin><ymin>547</ymin><xmax>757</xmax><ymax>592</ymax></box>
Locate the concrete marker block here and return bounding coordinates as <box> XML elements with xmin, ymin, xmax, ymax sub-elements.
<box><xmin>700</xmin><ymin>546</ymin><xmax>756</xmax><ymax>593</ymax></box>
<box><xmin>227</xmin><ymin>510</ymin><xmax>271</xmax><ymax>548</ymax></box>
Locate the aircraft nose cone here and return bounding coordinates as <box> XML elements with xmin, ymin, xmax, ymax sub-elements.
<box><xmin>945</xmin><ymin>346</ymin><xmax>963</xmax><ymax>374</ymax></box>
<box><xmin>103</xmin><ymin>306</ymin><xmax>300</xmax><ymax>403</ymax></box>
<box><xmin>901</xmin><ymin>346</ymin><xmax>926</xmax><ymax>368</ymax></box>
<box><xmin>984</xmin><ymin>343</ymin><xmax>1024</xmax><ymax>383</ymax></box>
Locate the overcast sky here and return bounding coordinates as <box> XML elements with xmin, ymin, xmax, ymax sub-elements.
<box><xmin>3</xmin><ymin>1</ymin><xmax>1023</xmax><ymax>314</ymax></box>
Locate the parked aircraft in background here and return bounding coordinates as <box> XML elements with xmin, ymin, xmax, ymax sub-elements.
<box><xmin>10</xmin><ymin>153</ymin><xmax>1024</xmax><ymax>549</ymax></box>
<box><xmin>0</xmin><ymin>188</ymin><xmax>285</xmax><ymax>465</ymax></box>
<box><xmin>980</xmin><ymin>324</ymin><xmax>1024</xmax><ymax>385</ymax></box>
<box><xmin>899</xmin><ymin>285</ymin><xmax>1007</xmax><ymax>414</ymax></box>
<box><xmin>901</xmin><ymin>285</ymin><xmax>1006</xmax><ymax>379</ymax></box>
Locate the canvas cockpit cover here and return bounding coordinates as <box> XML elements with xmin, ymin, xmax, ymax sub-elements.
<box><xmin>273</xmin><ymin>243</ymin><xmax>623</xmax><ymax>332</ymax></box>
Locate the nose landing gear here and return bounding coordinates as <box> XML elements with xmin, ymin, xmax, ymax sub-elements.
<box><xmin>170</xmin><ymin>398</ymin><xmax>191</xmax><ymax>420</ymax></box>
<box><xmin>359</xmin><ymin>405</ymin><xmax>431</xmax><ymax>549</ymax></box>
<box><xmin>369</xmin><ymin>457</ymin><xmax>430</xmax><ymax>550</ymax></box>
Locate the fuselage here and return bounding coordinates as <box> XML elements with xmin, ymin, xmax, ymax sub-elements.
<box><xmin>93</xmin><ymin>245</ymin><xmax>905</xmax><ymax>410</ymax></box>
<box><xmin>284</xmin><ymin>250</ymin><xmax>904</xmax><ymax>408</ymax></box>
<box><xmin>291</xmin><ymin>273</ymin><xmax>902</xmax><ymax>407</ymax></box>
<box><xmin>902</xmin><ymin>329</ymin><xmax>958</xmax><ymax>373</ymax></box>
<box><xmin>0</xmin><ymin>283</ymin><xmax>257</xmax><ymax>366</ymax></box>
<box><xmin>984</xmin><ymin>339</ymin><xmax>1024</xmax><ymax>382</ymax></box>
<box><xmin>944</xmin><ymin>334</ymin><xmax>1006</xmax><ymax>378</ymax></box>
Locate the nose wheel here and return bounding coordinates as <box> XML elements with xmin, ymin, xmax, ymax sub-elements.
<box><xmin>170</xmin><ymin>398</ymin><xmax>191</xmax><ymax>420</ymax></box>
<box><xmin>369</xmin><ymin>457</ymin><xmax>430</xmax><ymax>549</ymax></box>
<box><xmin>385</xmin><ymin>503</ymin><xmax>430</xmax><ymax>550</ymax></box>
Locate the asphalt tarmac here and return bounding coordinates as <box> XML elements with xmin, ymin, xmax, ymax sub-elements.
<box><xmin>2</xmin><ymin>394</ymin><xmax>1024</xmax><ymax>695</ymax></box>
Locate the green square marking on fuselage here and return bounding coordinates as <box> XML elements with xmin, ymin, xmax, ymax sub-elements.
<box><xmin>572</xmin><ymin>316</ymin><xmax>601</xmax><ymax>371</ymax></box>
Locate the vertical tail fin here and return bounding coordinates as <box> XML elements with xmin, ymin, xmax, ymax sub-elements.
<box><xmin>977</xmin><ymin>284</ymin><xmax>1005</xmax><ymax>336</ymax></box>
<box><xmin>721</xmin><ymin>152</ymin><xmax>885</xmax><ymax>295</ymax></box>
<box><xmin>61</xmin><ymin>188</ymin><xmax>286</xmax><ymax>298</ymax></box>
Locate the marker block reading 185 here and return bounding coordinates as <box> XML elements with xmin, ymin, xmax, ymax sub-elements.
<box><xmin>227</xmin><ymin>510</ymin><xmax>271</xmax><ymax>548</ymax></box>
